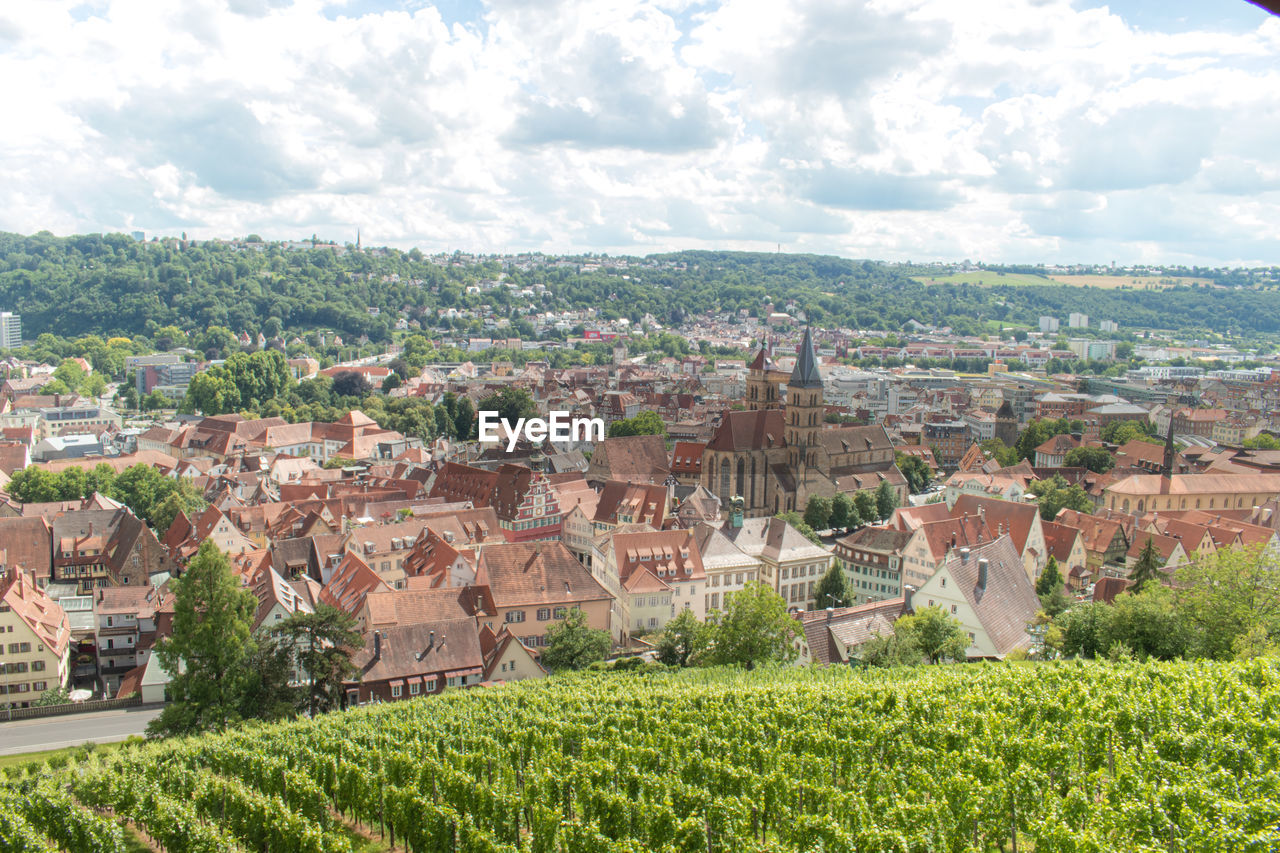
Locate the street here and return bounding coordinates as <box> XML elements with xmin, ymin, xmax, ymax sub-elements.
<box><xmin>0</xmin><ymin>705</ymin><xmax>163</xmax><ymax>755</ymax></box>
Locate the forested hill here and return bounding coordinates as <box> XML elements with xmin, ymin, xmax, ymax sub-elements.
<box><xmin>0</xmin><ymin>232</ymin><xmax>1277</xmax><ymax>342</ymax></box>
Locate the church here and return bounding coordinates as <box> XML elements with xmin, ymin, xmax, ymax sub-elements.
<box><xmin>701</xmin><ymin>327</ymin><xmax>908</xmax><ymax>518</ymax></box>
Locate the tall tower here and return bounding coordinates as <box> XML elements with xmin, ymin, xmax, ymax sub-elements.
<box><xmin>745</xmin><ymin>344</ymin><xmax>780</xmax><ymax>411</ymax></box>
<box><xmin>785</xmin><ymin>325</ymin><xmax>824</xmax><ymax>477</ymax></box>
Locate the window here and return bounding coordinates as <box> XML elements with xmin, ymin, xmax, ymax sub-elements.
<box><xmin>424</xmin><ymin>677</ymin><xmax>437</xmax><ymax>692</ymax></box>
<box><xmin>553</xmin><ymin>606</ymin><xmax>566</xmax><ymax>619</ymax></box>
<box><xmin>941</xmin><ymin>578</ymin><xmax>946</xmax><ymax>588</ymax></box>
<box><xmin>32</xmin><ymin>661</ymin><xmax>44</xmax><ymax>671</ymax></box>
<box><xmin>537</xmin><ymin>608</ymin><xmax>551</xmax><ymax>621</ymax></box>
<box><xmin>391</xmin><ymin>683</ymin><xmax>402</xmax><ymax>698</ymax></box>
<box><xmin>106</xmin><ymin>616</ymin><xmax>113</xmax><ymax>627</ymax></box>
<box><xmin>447</xmin><ymin>676</ymin><xmax>458</xmax><ymax>688</ymax></box>
<box><xmin>505</xmin><ymin>610</ymin><xmax>525</xmax><ymax>623</ymax></box>
<box><xmin>347</xmin><ymin>689</ymin><xmax>360</xmax><ymax>706</ymax></box>
<box><xmin>33</xmin><ymin>681</ymin><xmax>46</xmax><ymax>692</ymax></box>
<box><xmin>951</xmin><ymin>604</ymin><xmax>958</xmax><ymax>614</ymax></box>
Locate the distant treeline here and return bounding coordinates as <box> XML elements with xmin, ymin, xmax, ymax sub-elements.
<box><xmin>1</xmin><ymin>233</ymin><xmax>1277</xmax><ymax>343</ymax></box>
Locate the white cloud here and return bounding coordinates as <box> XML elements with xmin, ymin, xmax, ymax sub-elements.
<box><xmin>0</xmin><ymin>0</ymin><xmax>1275</xmax><ymax>264</ymax></box>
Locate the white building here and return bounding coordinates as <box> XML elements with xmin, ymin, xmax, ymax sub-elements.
<box><xmin>1068</xmin><ymin>313</ymin><xmax>1089</xmax><ymax>329</ymax></box>
<box><xmin>1038</xmin><ymin>316</ymin><xmax>1059</xmax><ymax>333</ymax></box>
<box><xmin>0</xmin><ymin>312</ymin><xmax>20</xmax><ymax>349</ymax></box>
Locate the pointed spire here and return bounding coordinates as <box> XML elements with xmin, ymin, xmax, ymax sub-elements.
<box><xmin>1161</xmin><ymin>425</ymin><xmax>1176</xmax><ymax>479</ymax></box>
<box><xmin>789</xmin><ymin>324</ymin><xmax>822</xmax><ymax>389</ymax></box>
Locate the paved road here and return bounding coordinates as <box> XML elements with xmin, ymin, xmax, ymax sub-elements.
<box><xmin>0</xmin><ymin>705</ymin><xmax>163</xmax><ymax>755</ymax></box>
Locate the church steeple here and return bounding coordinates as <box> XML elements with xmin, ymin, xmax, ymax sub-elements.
<box><xmin>1161</xmin><ymin>424</ymin><xmax>1176</xmax><ymax>479</ymax></box>
<box><xmin>785</xmin><ymin>324</ymin><xmax>824</xmax><ymax>478</ymax></box>
<box><xmin>789</xmin><ymin>325</ymin><xmax>823</xmax><ymax>389</ymax></box>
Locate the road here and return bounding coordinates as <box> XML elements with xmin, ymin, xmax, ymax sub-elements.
<box><xmin>0</xmin><ymin>705</ymin><xmax>163</xmax><ymax>755</ymax></box>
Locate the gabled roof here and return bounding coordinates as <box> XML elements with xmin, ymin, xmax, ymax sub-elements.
<box><xmin>320</xmin><ymin>551</ymin><xmax>392</xmax><ymax>616</ymax></box>
<box><xmin>705</xmin><ymin>409</ymin><xmax>786</xmax><ymax>452</ymax></box>
<box><xmin>475</xmin><ymin>542</ymin><xmax>611</xmax><ymax>608</ymax></box>
<box><xmin>351</xmin><ymin>618</ymin><xmax>483</xmax><ymax>684</ymax></box>
<box><xmin>939</xmin><ymin>536</ymin><xmax>1038</xmax><ymax>657</ymax></box>
<box><xmin>1040</xmin><ymin>520</ymin><xmax>1081</xmax><ymax>566</ymax></box>
<box><xmin>0</xmin><ymin>568</ymin><xmax>70</xmax><ymax>658</ymax></box>
<box><xmin>950</xmin><ymin>494</ymin><xmax>1040</xmax><ymax>555</ymax></box>
<box><xmin>798</xmin><ymin>597</ymin><xmax>907</xmax><ymax>665</ymax></box>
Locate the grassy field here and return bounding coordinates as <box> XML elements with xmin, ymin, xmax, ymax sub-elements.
<box><xmin>914</xmin><ymin>271</ymin><xmax>1216</xmax><ymax>289</ymax></box>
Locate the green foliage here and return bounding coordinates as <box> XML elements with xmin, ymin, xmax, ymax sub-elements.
<box><xmin>705</xmin><ymin>581</ymin><xmax>799</xmax><ymax>667</ymax></box>
<box><xmin>1242</xmin><ymin>433</ymin><xmax>1280</xmax><ymax>450</ymax></box>
<box><xmin>5</xmin><ymin>462</ymin><xmax>203</xmax><ymax>531</ymax></box>
<box><xmin>802</xmin><ymin>496</ymin><xmax>831</xmax><ymax>531</ymax></box>
<box><xmin>980</xmin><ymin>438</ymin><xmax>1020</xmax><ymax>467</ymax></box>
<box><xmin>1174</xmin><ymin>545</ymin><xmax>1280</xmax><ymax>660</ymax></box>
<box><xmin>814</xmin><ymin>561</ymin><xmax>852</xmax><ymax>610</ymax></box>
<box><xmin>892</xmin><ymin>606</ymin><xmax>968</xmax><ymax>664</ymax></box>
<box><xmin>541</xmin><ymin>608</ymin><xmax>611</xmax><ymax>672</ymax></box>
<box><xmin>1062</xmin><ymin>446</ymin><xmax>1115</xmax><ymax>473</ymax></box>
<box><xmin>32</xmin><ymin>686</ymin><xmax>71</xmax><ymax>707</ymax></box>
<box><xmin>774</xmin><ymin>510</ymin><xmax>821</xmax><ymax>545</ymax></box>
<box><xmin>479</xmin><ymin>387</ymin><xmax>539</xmax><ymax>425</ymax></box>
<box><xmin>149</xmin><ymin>541</ymin><xmax>258</xmax><ymax>736</ymax></box>
<box><xmin>607</xmin><ymin>409</ymin><xmax>667</xmax><ymax>438</ymax></box>
<box><xmin>874</xmin><ymin>479</ymin><xmax>898</xmax><ymax>521</ymax></box>
<box><xmin>13</xmin><ymin>661</ymin><xmax>1280</xmax><ymax>851</ymax></box>
<box><xmin>853</xmin><ymin>491</ymin><xmax>877</xmax><ymax>526</ymax></box>
<box><xmin>1101</xmin><ymin>419</ymin><xmax>1158</xmax><ymax>445</ymax></box>
<box><xmin>272</xmin><ymin>604</ymin><xmax>362</xmax><ymax>716</ymax></box>
<box><xmin>895</xmin><ymin>453</ymin><xmax>932</xmax><ymax>493</ymax></box>
<box><xmin>828</xmin><ymin>492</ymin><xmax>854</xmax><ymax>530</ymax></box>
<box><xmin>183</xmin><ymin>350</ymin><xmax>293</xmax><ymax>415</ymax></box>
<box><xmin>1129</xmin><ymin>537</ymin><xmax>1163</xmax><ymax>594</ymax></box>
<box><xmin>654</xmin><ymin>608</ymin><xmax>712</xmax><ymax>667</ymax></box>
<box><xmin>1028</xmin><ymin>473</ymin><xmax>1093</xmax><ymax>521</ymax></box>
<box><xmin>1014</xmin><ymin>417</ymin><xmax>1076</xmax><ymax>462</ymax></box>
<box><xmin>1036</xmin><ymin>555</ymin><xmax>1064</xmax><ymax>597</ymax></box>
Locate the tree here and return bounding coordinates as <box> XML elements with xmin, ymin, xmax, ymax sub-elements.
<box><xmin>706</xmin><ymin>581</ymin><xmax>799</xmax><ymax>668</ymax></box>
<box><xmin>331</xmin><ymin>370</ymin><xmax>369</xmax><ymax>398</ymax></box>
<box><xmin>272</xmin><ymin>604</ymin><xmax>362</xmax><ymax>717</ymax></box>
<box><xmin>875</xmin><ymin>480</ymin><xmax>899</xmax><ymax>521</ymax></box>
<box><xmin>480</xmin><ymin>387</ymin><xmax>539</xmax><ymax>425</ymax></box>
<box><xmin>541</xmin><ymin>607</ymin><xmax>611</xmax><ymax>672</ymax></box>
<box><xmin>1129</xmin><ymin>537</ymin><xmax>1162</xmax><ymax>594</ymax></box>
<box><xmin>33</xmin><ymin>685</ymin><xmax>72</xmax><ymax>706</ymax></box>
<box><xmin>1063</xmin><ymin>446</ymin><xmax>1115</xmax><ymax>473</ymax></box>
<box><xmin>803</xmin><ymin>496</ymin><xmax>832</xmax><ymax>531</ymax></box>
<box><xmin>854</xmin><ymin>491</ymin><xmax>877</xmax><ymax>526</ymax></box>
<box><xmin>1056</xmin><ymin>601</ymin><xmax>1113</xmax><ymax>659</ymax></box>
<box><xmin>1101</xmin><ymin>419</ymin><xmax>1157</xmax><ymax>445</ymax></box>
<box><xmin>1028</xmin><ymin>475</ymin><xmax>1093</xmax><ymax>521</ymax></box>
<box><xmin>1036</xmin><ymin>556</ymin><xmax>1064</xmax><ymax>597</ymax></box>
<box><xmin>148</xmin><ymin>541</ymin><xmax>258</xmax><ymax>736</ymax></box>
<box><xmin>858</xmin><ymin>631</ymin><xmax>920</xmax><ymax>667</ymax></box>
<box><xmin>895</xmin><ymin>453</ymin><xmax>932</xmax><ymax>493</ymax></box>
<box><xmin>980</xmin><ymin>438</ymin><xmax>1020</xmax><ymax>468</ymax></box>
<box><xmin>381</xmin><ymin>373</ymin><xmax>402</xmax><ymax>393</ymax></box>
<box><xmin>775</xmin><ymin>511</ymin><xmax>821</xmax><ymax>545</ymax></box>
<box><xmin>814</xmin><ymin>561</ymin><xmax>851</xmax><ymax>610</ymax></box>
<box><xmin>1174</xmin><ymin>545</ymin><xmax>1280</xmax><ymax>660</ymax></box>
<box><xmin>893</xmin><ymin>606</ymin><xmax>968</xmax><ymax>664</ymax></box>
<box><xmin>828</xmin><ymin>492</ymin><xmax>853</xmax><ymax>531</ymax></box>
<box><xmin>607</xmin><ymin>410</ymin><xmax>667</xmax><ymax>438</ymax></box>
<box><xmin>239</xmin><ymin>630</ymin><xmax>297</xmax><ymax>723</ymax></box>
<box><xmin>654</xmin><ymin>608</ymin><xmax>711</xmax><ymax>667</ymax></box>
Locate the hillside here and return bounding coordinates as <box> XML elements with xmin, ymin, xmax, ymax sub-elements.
<box><xmin>4</xmin><ymin>661</ymin><xmax>1279</xmax><ymax>851</ymax></box>
<box><xmin>2</xmin><ymin>233</ymin><xmax>1280</xmax><ymax>343</ymax></box>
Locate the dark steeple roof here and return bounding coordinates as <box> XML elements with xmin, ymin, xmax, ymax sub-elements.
<box><xmin>788</xmin><ymin>325</ymin><xmax>823</xmax><ymax>389</ymax></box>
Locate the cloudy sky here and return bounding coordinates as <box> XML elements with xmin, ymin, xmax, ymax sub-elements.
<box><xmin>2</xmin><ymin>0</ymin><xmax>1277</xmax><ymax>265</ymax></box>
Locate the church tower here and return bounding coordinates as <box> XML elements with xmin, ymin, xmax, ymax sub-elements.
<box><xmin>745</xmin><ymin>344</ymin><xmax>781</xmax><ymax>411</ymax></box>
<box><xmin>785</xmin><ymin>325</ymin><xmax>824</xmax><ymax>477</ymax></box>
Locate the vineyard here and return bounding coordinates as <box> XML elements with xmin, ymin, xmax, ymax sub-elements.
<box><xmin>3</xmin><ymin>660</ymin><xmax>1280</xmax><ymax>852</ymax></box>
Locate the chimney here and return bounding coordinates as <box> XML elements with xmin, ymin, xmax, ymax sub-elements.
<box><xmin>959</xmin><ymin>547</ymin><xmax>970</xmax><ymax>564</ymax></box>
<box><xmin>977</xmin><ymin>558</ymin><xmax>989</xmax><ymax>591</ymax></box>
<box><xmin>373</xmin><ymin>631</ymin><xmax>382</xmax><ymax>661</ymax></box>
<box><xmin>903</xmin><ymin>584</ymin><xmax>915</xmax><ymax>613</ymax></box>
<box><xmin>429</xmin><ymin>629</ymin><xmax>435</xmax><ymax>649</ymax></box>
<box><xmin>825</xmin><ymin>606</ymin><xmax>834</xmax><ymax>622</ymax></box>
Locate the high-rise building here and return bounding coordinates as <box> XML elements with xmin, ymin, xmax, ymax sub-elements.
<box><xmin>1039</xmin><ymin>316</ymin><xmax>1059</xmax><ymax>333</ymax></box>
<box><xmin>0</xmin><ymin>312</ymin><xmax>21</xmax><ymax>349</ymax></box>
<box><xmin>1068</xmin><ymin>312</ymin><xmax>1089</xmax><ymax>329</ymax></box>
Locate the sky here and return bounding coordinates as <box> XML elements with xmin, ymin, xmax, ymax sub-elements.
<box><xmin>1</xmin><ymin>0</ymin><xmax>1277</xmax><ymax>265</ymax></box>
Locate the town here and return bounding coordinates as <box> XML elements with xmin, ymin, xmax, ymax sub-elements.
<box><xmin>3</xmin><ymin>260</ymin><xmax>1280</xmax><ymax>729</ymax></box>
